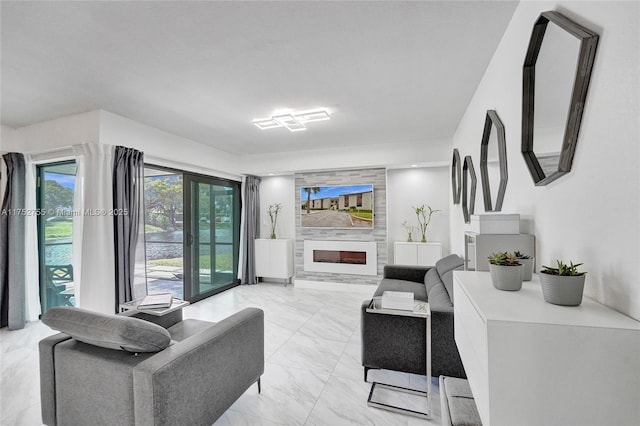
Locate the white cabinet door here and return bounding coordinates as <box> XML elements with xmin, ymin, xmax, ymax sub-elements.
<box><xmin>269</xmin><ymin>239</ymin><xmax>293</xmax><ymax>278</ymax></box>
<box><xmin>394</xmin><ymin>243</ymin><xmax>417</xmax><ymax>265</ymax></box>
<box><xmin>394</xmin><ymin>242</ymin><xmax>442</xmax><ymax>266</ymax></box>
<box><xmin>417</xmin><ymin>244</ymin><xmax>442</xmax><ymax>266</ymax></box>
<box><xmin>254</xmin><ymin>239</ymin><xmax>271</xmax><ymax>277</ymax></box>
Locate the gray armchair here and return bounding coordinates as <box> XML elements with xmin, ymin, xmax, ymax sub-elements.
<box><xmin>39</xmin><ymin>306</ymin><xmax>264</xmax><ymax>426</ymax></box>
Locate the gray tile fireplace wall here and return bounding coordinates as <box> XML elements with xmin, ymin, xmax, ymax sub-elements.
<box><xmin>295</xmin><ymin>169</ymin><xmax>387</xmax><ymax>285</ymax></box>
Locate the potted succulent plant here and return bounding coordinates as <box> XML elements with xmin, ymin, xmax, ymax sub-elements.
<box><xmin>488</xmin><ymin>251</ymin><xmax>524</xmax><ymax>291</ymax></box>
<box><xmin>514</xmin><ymin>251</ymin><xmax>534</xmax><ymax>281</ymax></box>
<box><xmin>539</xmin><ymin>260</ymin><xmax>586</xmax><ymax>306</ymax></box>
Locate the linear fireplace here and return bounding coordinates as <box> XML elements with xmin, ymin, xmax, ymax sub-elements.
<box><xmin>313</xmin><ymin>250</ymin><xmax>367</xmax><ymax>265</ymax></box>
<box><xmin>304</xmin><ymin>240</ymin><xmax>377</xmax><ymax>275</ymax></box>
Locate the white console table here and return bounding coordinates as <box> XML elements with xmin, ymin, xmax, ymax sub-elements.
<box><xmin>453</xmin><ymin>271</ymin><xmax>640</xmax><ymax>426</ymax></box>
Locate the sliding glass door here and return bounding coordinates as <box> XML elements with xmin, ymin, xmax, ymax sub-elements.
<box><xmin>143</xmin><ymin>166</ymin><xmax>240</xmax><ymax>303</ymax></box>
<box><xmin>184</xmin><ymin>175</ymin><xmax>240</xmax><ymax>302</ymax></box>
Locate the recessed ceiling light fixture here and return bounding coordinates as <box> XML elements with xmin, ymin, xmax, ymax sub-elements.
<box><xmin>253</xmin><ymin>108</ymin><xmax>330</xmax><ymax>132</ymax></box>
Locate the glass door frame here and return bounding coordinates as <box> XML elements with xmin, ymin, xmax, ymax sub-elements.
<box><xmin>183</xmin><ymin>173</ymin><xmax>241</xmax><ymax>303</ymax></box>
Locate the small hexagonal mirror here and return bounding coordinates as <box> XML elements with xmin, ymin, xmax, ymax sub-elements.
<box><xmin>462</xmin><ymin>155</ymin><xmax>477</xmax><ymax>224</ymax></box>
<box><xmin>480</xmin><ymin>110</ymin><xmax>507</xmax><ymax>211</ymax></box>
<box><xmin>522</xmin><ymin>11</ymin><xmax>598</xmax><ymax>186</ymax></box>
<box><xmin>451</xmin><ymin>148</ymin><xmax>461</xmax><ymax>204</ymax></box>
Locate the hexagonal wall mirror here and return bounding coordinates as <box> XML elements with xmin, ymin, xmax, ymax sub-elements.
<box><xmin>480</xmin><ymin>110</ymin><xmax>507</xmax><ymax>211</ymax></box>
<box><xmin>451</xmin><ymin>148</ymin><xmax>461</xmax><ymax>204</ymax></box>
<box><xmin>462</xmin><ymin>155</ymin><xmax>476</xmax><ymax>224</ymax></box>
<box><xmin>522</xmin><ymin>11</ymin><xmax>599</xmax><ymax>186</ymax></box>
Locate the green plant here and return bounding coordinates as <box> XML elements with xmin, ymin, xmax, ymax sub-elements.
<box><xmin>541</xmin><ymin>260</ymin><xmax>585</xmax><ymax>276</ymax></box>
<box><xmin>412</xmin><ymin>205</ymin><xmax>441</xmax><ymax>243</ymax></box>
<box><xmin>401</xmin><ymin>220</ymin><xmax>417</xmax><ymax>242</ymax></box>
<box><xmin>268</xmin><ymin>203</ymin><xmax>282</xmax><ymax>239</ymax></box>
<box><xmin>514</xmin><ymin>251</ymin><xmax>531</xmax><ymax>259</ymax></box>
<box><xmin>488</xmin><ymin>251</ymin><xmax>521</xmax><ymax>266</ymax></box>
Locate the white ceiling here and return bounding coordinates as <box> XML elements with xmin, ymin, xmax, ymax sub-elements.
<box><xmin>1</xmin><ymin>1</ymin><xmax>518</xmax><ymax>156</ymax></box>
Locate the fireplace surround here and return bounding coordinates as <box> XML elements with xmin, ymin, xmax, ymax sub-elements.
<box><xmin>304</xmin><ymin>240</ymin><xmax>377</xmax><ymax>276</ymax></box>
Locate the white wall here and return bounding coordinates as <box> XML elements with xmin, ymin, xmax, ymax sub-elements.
<box><xmin>239</xmin><ymin>138</ymin><xmax>451</xmax><ymax>176</ymax></box>
<box><xmin>99</xmin><ymin>111</ymin><xmax>242</xmax><ymax>181</ymax></box>
<box><xmin>387</xmin><ymin>167</ymin><xmax>450</xmax><ymax>261</ymax></box>
<box><xmin>2</xmin><ymin>110</ymin><xmax>100</xmax><ymax>152</ymax></box>
<box><xmin>1</xmin><ymin>110</ymin><xmax>243</xmax><ymax>181</ymax></box>
<box><xmin>258</xmin><ymin>175</ymin><xmax>296</xmax><ymax>240</ymax></box>
<box><xmin>1</xmin><ymin>125</ymin><xmax>16</xmax><ymax>151</ymax></box>
<box><xmin>450</xmin><ymin>1</ymin><xmax>640</xmax><ymax>320</ymax></box>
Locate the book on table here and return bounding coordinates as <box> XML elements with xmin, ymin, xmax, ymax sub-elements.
<box><xmin>381</xmin><ymin>291</ymin><xmax>414</xmax><ymax>311</ymax></box>
<box><xmin>137</xmin><ymin>293</ymin><xmax>173</xmax><ymax>309</ymax></box>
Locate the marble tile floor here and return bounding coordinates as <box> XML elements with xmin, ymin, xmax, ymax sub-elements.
<box><xmin>1</xmin><ymin>282</ymin><xmax>442</xmax><ymax>426</ymax></box>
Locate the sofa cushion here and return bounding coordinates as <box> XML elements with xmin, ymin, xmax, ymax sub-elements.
<box><xmin>442</xmin><ymin>377</ymin><xmax>482</xmax><ymax>426</ymax></box>
<box><xmin>42</xmin><ymin>306</ymin><xmax>171</xmax><ymax>353</ymax></box>
<box><xmin>436</xmin><ymin>254</ymin><xmax>465</xmax><ymax>277</ymax></box>
<box><xmin>374</xmin><ymin>278</ymin><xmax>427</xmax><ymax>302</ymax></box>
<box><xmin>424</xmin><ymin>268</ymin><xmax>442</xmax><ymax>294</ymax></box>
<box><xmin>427</xmin><ymin>281</ymin><xmax>454</xmax><ymax>308</ymax></box>
<box><xmin>436</xmin><ymin>255</ymin><xmax>465</xmax><ymax>304</ymax></box>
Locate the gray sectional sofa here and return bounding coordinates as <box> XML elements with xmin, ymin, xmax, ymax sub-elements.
<box><xmin>361</xmin><ymin>254</ymin><xmax>466</xmax><ymax>379</ymax></box>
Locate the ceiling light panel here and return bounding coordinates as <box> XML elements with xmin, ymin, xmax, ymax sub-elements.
<box><xmin>252</xmin><ymin>118</ymin><xmax>281</xmax><ymax>130</ymax></box>
<box><xmin>297</xmin><ymin>110</ymin><xmax>330</xmax><ymax>123</ymax></box>
<box><xmin>273</xmin><ymin>114</ymin><xmax>307</xmax><ymax>132</ymax></box>
<box><xmin>253</xmin><ymin>108</ymin><xmax>330</xmax><ymax>132</ymax></box>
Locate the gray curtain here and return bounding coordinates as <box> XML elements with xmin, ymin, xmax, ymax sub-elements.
<box><xmin>113</xmin><ymin>146</ymin><xmax>145</xmax><ymax>312</ymax></box>
<box><xmin>241</xmin><ymin>175</ymin><xmax>261</xmax><ymax>285</ymax></box>
<box><xmin>0</xmin><ymin>153</ymin><xmax>27</xmax><ymax>329</ymax></box>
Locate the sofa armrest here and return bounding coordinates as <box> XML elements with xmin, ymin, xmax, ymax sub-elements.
<box><xmin>383</xmin><ymin>264</ymin><xmax>431</xmax><ymax>283</ymax></box>
<box><xmin>430</xmin><ymin>307</ymin><xmax>466</xmax><ymax>379</ymax></box>
<box><xmin>39</xmin><ymin>333</ymin><xmax>72</xmax><ymax>426</ymax></box>
<box><xmin>361</xmin><ymin>301</ymin><xmax>466</xmax><ymax>379</ymax></box>
<box><xmin>132</xmin><ymin>307</ymin><xmax>264</xmax><ymax>426</ymax></box>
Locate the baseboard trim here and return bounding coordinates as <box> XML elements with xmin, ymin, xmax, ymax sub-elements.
<box><xmin>294</xmin><ymin>279</ymin><xmax>377</xmax><ymax>295</ymax></box>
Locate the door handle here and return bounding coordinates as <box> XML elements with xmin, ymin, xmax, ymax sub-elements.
<box><xmin>186</xmin><ymin>232</ymin><xmax>193</xmax><ymax>246</ymax></box>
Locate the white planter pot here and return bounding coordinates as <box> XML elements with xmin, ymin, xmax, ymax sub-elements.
<box><xmin>489</xmin><ymin>264</ymin><xmax>524</xmax><ymax>291</ymax></box>
<box><xmin>519</xmin><ymin>258</ymin><xmax>534</xmax><ymax>281</ymax></box>
<box><xmin>539</xmin><ymin>273</ymin><xmax>586</xmax><ymax>306</ymax></box>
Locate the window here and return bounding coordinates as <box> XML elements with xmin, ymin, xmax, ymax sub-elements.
<box><xmin>37</xmin><ymin>161</ymin><xmax>77</xmax><ymax>314</ymax></box>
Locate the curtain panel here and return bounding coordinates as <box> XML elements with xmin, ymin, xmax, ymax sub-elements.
<box><xmin>0</xmin><ymin>153</ymin><xmax>27</xmax><ymax>329</ymax></box>
<box><xmin>72</xmin><ymin>144</ymin><xmax>116</xmax><ymax>314</ymax></box>
<box><xmin>113</xmin><ymin>146</ymin><xmax>146</xmax><ymax>311</ymax></box>
<box><xmin>240</xmin><ymin>175</ymin><xmax>261</xmax><ymax>285</ymax></box>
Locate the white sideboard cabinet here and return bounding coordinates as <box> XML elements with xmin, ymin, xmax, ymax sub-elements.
<box><xmin>464</xmin><ymin>232</ymin><xmax>534</xmax><ymax>271</ymax></box>
<box><xmin>453</xmin><ymin>271</ymin><xmax>640</xmax><ymax>426</ymax></box>
<box><xmin>254</xmin><ymin>239</ymin><xmax>293</xmax><ymax>284</ymax></box>
<box><xmin>394</xmin><ymin>242</ymin><xmax>442</xmax><ymax>266</ymax></box>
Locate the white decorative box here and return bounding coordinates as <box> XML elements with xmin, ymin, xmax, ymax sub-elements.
<box><xmin>471</xmin><ymin>214</ymin><xmax>520</xmax><ymax>234</ymax></box>
<box><xmin>381</xmin><ymin>291</ymin><xmax>414</xmax><ymax>311</ymax></box>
